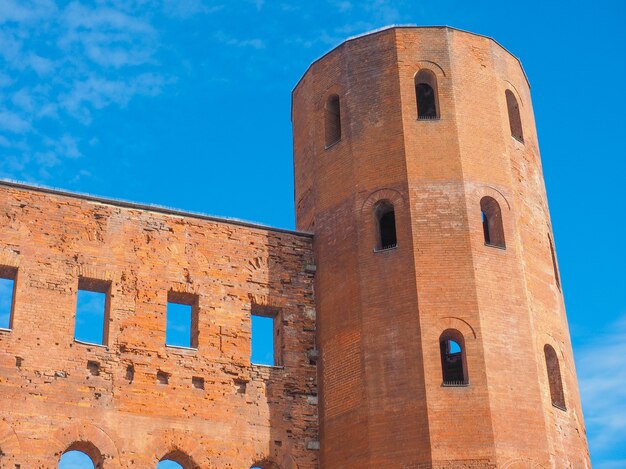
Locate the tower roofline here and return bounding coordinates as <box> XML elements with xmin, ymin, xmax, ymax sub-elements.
<box><xmin>291</xmin><ymin>25</ymin><xmax>530</xmax><ymax>97</ymax></box>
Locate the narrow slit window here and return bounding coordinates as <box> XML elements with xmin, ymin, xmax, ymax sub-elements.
<box><xmin>544</xmin><ymin>344</ymin><xmax>566</xmax><ymax>410</ymax></box>
<box><xmin>548</xmin><ymin>235</ymin><xmax>561</xmax><ymax>290</ymax></box>
<box><xmin>505</xmin><ymin>89</ymin><xmax>524</xmax><ymax>142</ymax></box>
<box><xmin>75</xmin><ymin>277</ymin><xmax>110</xmax><ymax>346</ymax></box>
<box><xmin>480</xmin><ymin>196</ymin><xmax>505</xmax><ymax>248</ymax></box>
<box><xmin>166</xmin><ymin>291</ymin><xmax>199</xmax><ymax>349</ymax></box>
<box><xmin>0</xmin><ymin>266</ymin><xmax>17</xmax><ymax>330</ymax></box>
<box><xmin>251</xmin><ymin>306</ymin><xmax>281</xmax><ymax>366</ymax></box>
<box><xmin>374</xmin><ymin>200</ymin><xmax>397</xmax><ymax>251</ymax></box>
<box><xmin>415</xmin><ymin>69</ymin><xmax>439</xmax><ymax>120</ymax></box>
<box><xmin>439</xmin><ymin>329</ymin><xmax>468</xmax><ymax>386</ymax></box>
<box><xmin>325</xmin><ymin>94</ymin><xmax>341</xmax><ymax>147</ymax></box>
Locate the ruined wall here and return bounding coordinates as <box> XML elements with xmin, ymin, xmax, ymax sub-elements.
<box><xmin>0</xmin><ymin>182</ymin><xmax>318</xmax><ymax>469</ymax></box>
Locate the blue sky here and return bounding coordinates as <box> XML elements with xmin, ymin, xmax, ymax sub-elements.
<box><xmin>1</xmin><ymin>1</ymin><xmax>624</xmax><ymax>467</ymax></box>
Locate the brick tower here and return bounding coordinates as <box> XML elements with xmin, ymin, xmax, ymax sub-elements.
<box><xmin>292</xmin><ymin>26</ymin><xmax>590</xmax><ymax>468</ymax></box>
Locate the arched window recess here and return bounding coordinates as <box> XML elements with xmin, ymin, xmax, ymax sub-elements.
<box><xmin>439</xmin><ymin>329</ymin><xmax>469</xmax><ymax>387</ymax></box>
<box><xmin>415</xmin><ymin>69</ymin><xmax>440</xmax><ymax>120</ymax></box>
<box><xmin>548</xmin><ymin>234</ymin><xmax>561</xmax><ymax>291</ymax></box>
<box><xmin>58</xmin><ymin>442</ymin><xmax>102</xmax><ymax>469</ymax></box>
<box><xmin>505</xmin><ymin>89</ymin><xmax>524</xmax><ymax>143</ymax></box>
<box><xmin>480</xmin><ymin>196</ymin><xmax>505</xmax><ymax>249</ymax></box>
<box><xmin>544</xmin><ymin>344</ymin><xmax>566</xmax><ymax>410</ymax></box>
<box><xmin>325</xmin><ymin>94</ymin><xmax>342</xmax><ymax>148</ymax></box>
<box><xmin>374</xmin><ymin>200</ymin><xmax>397</xmax><ymax>251</ymax></box>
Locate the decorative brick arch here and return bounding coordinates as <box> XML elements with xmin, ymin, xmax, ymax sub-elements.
<box><xmin>503</xmin><ymin>79</ymin><xmax>525</xmax><ymax>107</ymax></box>
<box><xmin>438</xmin><ymin>316</ymin><xmax>477</xmax><ymax>340</ymax></box>
<box><xmin>251</xmin><ymin>458</ymin><xmax>283</xmax><ymax>469</ymax></box>
<box><xmin>0</xmin><ymin>420</ymin><xmax>21</xmax><ymax>463</ymax></box>
<box><xmin>52</xmin><ymin>422</ymin><xmax>120</xmax><ymax>468</ymax></box>
<box><xmin>472</xmin><ymin>184</ymin><xmax>511</xmax><ymax>211</ymax></box>
<box><xmin>413</xmin><ymin>60</ymin><xmax>446</xmax><ymax>79</ymax></box>
<box><xmin>361</xmin><ymin>188</ymin><xmax>405</xmax><ymax>214</ymax></box>
<box><xmin>146</xmin><ymin>431</ymin><xmax>204</xmax><ymax>469</ymax></box>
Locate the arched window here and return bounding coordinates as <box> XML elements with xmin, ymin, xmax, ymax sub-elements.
<box><xmin>505</xmin><ymin>89</ymin><xmax>523</xmax><ymax>142</ymax></box>
<box><xmin>325</xmin><ymin>94</ymin><xmax>341</xmax><ymax>147</ymax></box>
<box><xmin>250</xmin><ymin>462</ymin><xmax>281</xmax><ymax>469</ymax></box>
<box><xmin>158</xmin><ymin>460</ymin><xmax>183</xmax><ymax>469</ymax></box>
<box><xmin>439</xmin><ymin>329</ymin><xmax>468</xmax><ymax>386</ymax></box>
<box><xmin>58</xmin><ymin>442</ymin><xmax>101</xmax><ymax>469</ymax></box>
<box><xmin>548</xmin><ymin>234</ymin><xmax>561</xmax><ymax>290</ymax></box>
<box><xmin>415</xmin><ymin>69</ymin><xmax>439</xmax><ymax>120</ymax></box>
<box><xmin>544</xmin><ymin>344</ymin><xmax>566</xmax><ymax>410</ymax></box>
<box><xmin>480</xmin><ymin>196</ymin><xmax>505</xmax><ymax>248</ymax></box>
<box><xmin>374</xmin><ymin>200</ymin><xmax>397</xmax><ymax>250</ymax></box>
<box><xmin>59</xmin><ymin>450</ymin><xmax>95</xmax><ymax>469</ymax></box>
<box><xmin>158</xmin><ymin>450</ymin><xmax>197</xmax><ymax>469</ymax></box>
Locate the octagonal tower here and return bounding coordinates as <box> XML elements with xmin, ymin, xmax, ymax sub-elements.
<box><xmin>292</xmin><ymin>26</ymin><xmax>589</xmax><ymax>468</ymax></box>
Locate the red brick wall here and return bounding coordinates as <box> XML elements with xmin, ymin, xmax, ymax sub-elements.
<box><xmin>293</xmin><ymin>26</ymin><xmax>589</xmax><ymax>468</ymax></box>
<box><xmin>0</xmin><ymin>182</ymin><xmax>318</xmax><ymax>468</ymax></box>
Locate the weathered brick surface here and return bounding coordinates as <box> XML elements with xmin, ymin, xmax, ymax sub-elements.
<box><xmin>293</xmin><ymin>26</ymin><xmax>589</xmax><ymax>468</ymax></box>
<box><xmin>0</xmin><ymin>183</ymin><xmax>318</xmax><ymax>468</ymax></box>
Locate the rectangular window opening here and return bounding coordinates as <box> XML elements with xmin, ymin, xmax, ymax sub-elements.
<box><xmin>192</xmin><ymin>376</ymin><xmax>205</xmax><ymax>390</ymax></box>
<box><xmin>0</xmin><ymin>266</ymin><xmax>17</xmax><ymax>330</ymax></box>
<box><xmin>75</xmin><ymin>277</ymin><xmax>110</xmax><ymax>346</ymax></box>
<box><xmin>166</xmin><ymin>291</ymin><xmax>199</xmax><ymax>349</ymax></box>
<box><xmin>251</xmin><ymin>306</ymin><xmax>281</xmax><ymax>367</ymax></box>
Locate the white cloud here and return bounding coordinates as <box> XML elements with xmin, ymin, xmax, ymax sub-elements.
<box><xmin>214</xmin><ymin>31</ymin><xmax>266</xmax><ymax>49</ymax></box>
<box><xmin>0</xmin><ymin>110</ymin><xmax>31</xmax><ymax>133</ymax></box>
<box><xmin>0</xmin><ymin>0</ymin><xmax>170</xmax><ymax>180</ymax></box>
<box><xmin>162</xmin><ymin>0</ymin><xmax>224</xmax><ymax>19</ymax></box>
<box><xmin>576</xmin><ymin>313</ymin><xmax>626</xmax><ymax>462</ymax></box>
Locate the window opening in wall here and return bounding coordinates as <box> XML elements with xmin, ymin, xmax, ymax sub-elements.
<box><xmin>0</xmin><ymin>266</ymin><xmax>17</xmax><ymax>330</ymax></box>
<box><xmin>439</xmin><ymin>329</ymin><xmax>468</xmax><ymax>386</ymax></box>
<box><xmin>374</xmin><ymin>200</ymin><xmax>397</xmax><ymax>251</ymax></box>
<box><xmin>157</xmin><ymin>460</ymin><xmax>183</xmax><ymax>469</ymax></box>
<box><xmin>75</xmin><ymin>278</ymin><xmax>110</xmax><ymax>346</ymax></box>
<box><xmin>58</xmin><ymin>450</ymin><xmax>95</xmax><ymax>469</ymax></box>
<box><xmin>548</xmin><ymin>235</ymin><xmax>561</xmax><ymax>291</ymax></box>
<box><xmin>415</xmin><ymin>69</ymin><xmax>439</xmax><ymax>120</ymax></box>
<box><xmin>251</xmin><ymin>305</ymin><xmax>281</xmax><ymax>366</ymax></box>
<box><xmin>156</xmin><ymin>370</ymin><xmax>169</xmax><ymax>385</ymax></box>
<box><xmin>544</xmin><ymin>344</ymin><xmax>566</xmax><ymax>410</ymax></box>
<box><xmin>192</xmin><ymin>376</ymin><xmax>205</xmax><ymax>389</ymax></box>
<box><xmin>166</xmin><ymin>291</ymin><xmax>199</xmax><ymax>349</ymax></box>
<box><xmin>158</xmin><ymin>450</ymin><xmax>194</xmax><ymax>468</ymax></box>
<box><xmin>480</xmin><ymin>196</ymin><xmax>505</xmax><ymax>249</ymax></box>
<box><xmin>325</xmin><ymin>94</ymin><xmax>341</xmax><ymax>147</ymax></box>
<box><xmin>505</xmin><ymin>89</ymin><xmax>524</xmax><ymax>142</ymax></box>
<box><xmin>58</xmin><ymin>442</ymin><xmax>101</xmax><ymax>469</ymax></box>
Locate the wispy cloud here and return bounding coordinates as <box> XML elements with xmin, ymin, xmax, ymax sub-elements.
<box><xmin>576</xmin><ymin>313</ymin><xmax>626</xmax><ymax>465</ymax></box>
<box><xmin>0</xmin><ymin>0</ymin><xmax>167</xmax><ymax>180</ymax></box>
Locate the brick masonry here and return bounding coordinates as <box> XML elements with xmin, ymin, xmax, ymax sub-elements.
<box><xmin>293</xmin><ymin>26</ymin><xmax>590</xmax><ymax>468</ymax></box>
<box><xmin>0</xmin><ymin>183</ymin><xmax>318</xmax><ymax>468</ymax></box>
